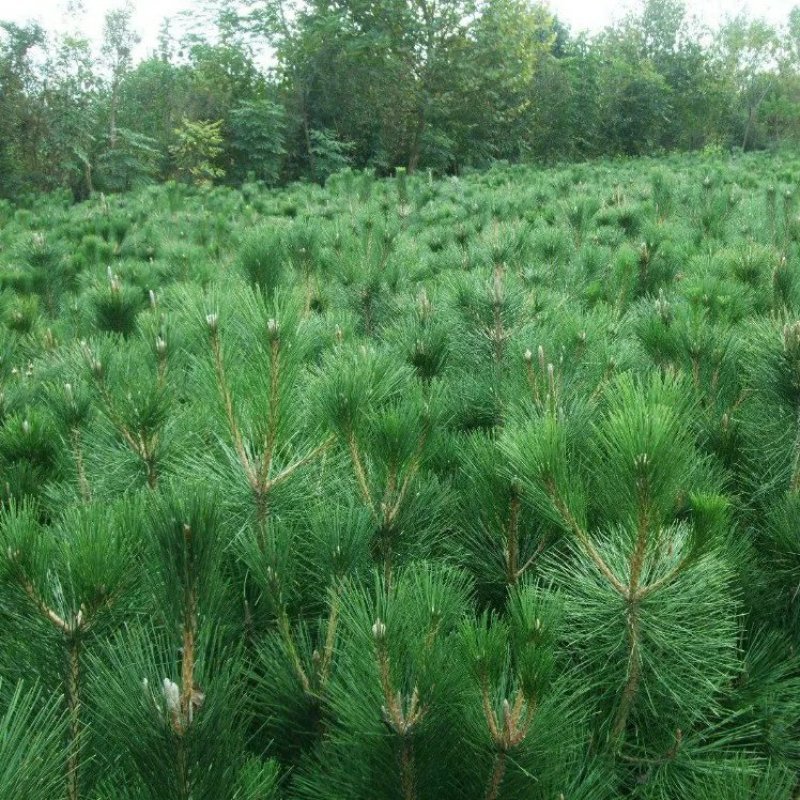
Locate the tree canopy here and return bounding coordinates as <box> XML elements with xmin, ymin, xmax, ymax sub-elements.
<box><xmin>1</xmin><ymin>0</ymin><xmax>800</xmax><ymax>197</ymax></box>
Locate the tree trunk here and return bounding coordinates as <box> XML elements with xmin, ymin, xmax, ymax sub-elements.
<box><xmin>742</xmin><ymin>84</ymin><xmax>771</xmax><ymax>151</ymax></box>
<box><xmin>742</xmin><ymin>107</ymin><xmax>754</xmax><ymax>151</ymax></box>
<box><xmin>109</xmin><ymin>77</ymin><xmax>119</xmax><ymax>150</ymax></box>
<box><xmin>84</xmin><ymin>159</ymin><xmax>94</xmax><ymax>197</ymax></box>
<box><xmin>407</xmin><ymin>108</ymin><xmax>426</xmax><ymax>175</ymax></box>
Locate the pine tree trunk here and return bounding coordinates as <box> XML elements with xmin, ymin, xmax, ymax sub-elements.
<box><xmin>66</xmin><ymin>637</ymin><xmax>81</xmax><ymax>800</ymax></box>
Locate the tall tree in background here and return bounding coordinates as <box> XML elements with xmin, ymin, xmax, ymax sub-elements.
<box><xmin>715</xmin><ymin>15</ymin><xmax>780</xmax><ymax>150</ymax></box>
<box><xmin>0</xmin><ymin>22</ymin><xmax>46</xmax><ymax>196</ymax></box>
<box><xmin>465</xmin><ymin>0</ymin><xmax>556</xmax><ymax>163</ymax></box>
<box><xmin>261</xmin><ymin>0</ymin><xmax>479</xmax><ymax>172</ymax></box>
<box><xmin>101</xmin><ymin>2</ymin><xmax>140</xmax><ymax>151</ymax></box>
<box><xmin>42</xmin><ymin>32</ymin><xmax>101</xmax><ymax>197</ymax></box>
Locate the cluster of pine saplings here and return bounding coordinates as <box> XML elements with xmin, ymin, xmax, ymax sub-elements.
<box><xmin>4</xmin><ymin>152</ymin><xmax>800</xmax><ymax>799</ymax></box>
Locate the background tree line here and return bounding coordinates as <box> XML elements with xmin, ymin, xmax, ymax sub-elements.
<box><xmin>2</xmin><ymin>0</ymin><xmax>800</xmax><ymax>199</ymax></box>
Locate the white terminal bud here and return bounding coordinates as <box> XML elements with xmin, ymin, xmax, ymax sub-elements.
<box><xmin>162</xmin><ymin>678</ymin><xmax>180</xmax><ymax>714</ymax></box>
<box><xmin>206</xmin><ymin>313</ymin><xmax>219</xmax><ymax>333</ymax></box>
<box><xmin>267</xmin><ymin>318</ymin><xmax>279</xmax><ymax>336</ymax></box>
<box><xmin>155</xmin><ymin>336</ymin><xmax>167</xmax><ymax>356</ymax></box>
<box><xmin>22</xmin><ymin>419</ymin><xmax>30</xmax><ymax>435</ymax></box>
<box><xmin>372</xmin><ymin>618</ymin><xmax>386</xmax><ymax>640</ymax></box>
<box><xmin>523</xmin><ymin>348</ymin><xmax>532</xmax><ymax>364</ymax></box>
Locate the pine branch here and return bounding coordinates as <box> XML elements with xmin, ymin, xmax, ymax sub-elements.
<box><xmin>505</xmin><ymin>487</ymin><xmax>521</xmax><ymax>586</ymax></box>
<box><xmin>208</xmin><ymin>321</ymin><xmax>257</xmax><ymax>486</ymax></box>
<box><xmin>7</xmin><ymin>553</ymin><xmax>89</xmax><ymax>800</ymax></box>
<box><xmin>83</xmin><ymin>348</ymin><xmax>161</xmax><ymax>488</ymax></box>
<box><xmin>316</xmin><ymin>587</ymin><xmax>340</xmax><ymax>689</ymax></box>
<box><xmin>14</xmin><ymin>566</ymin><xmax>72</xmax><ymax>632</ymax></box>
<box><xmin>66</xmin><ymin>637</ymin><xmax>82</xmax><ymax>800</ymax></box>
<box><xmin>514</xmin><ymin>535</ymin><xmax>550</xmax><ymax>582</ymax></box>
<box><xmin>265</xmin><ymin>437</ymin><xmax>334</xmax><ymax>493</ymax></box>
<box><xmin>69</xmin><ymin>427</ymin><xmax>92</xmax><ymax>503</ymax></box>
<box><xmin>545</xmin><ymin>480</ymin><xmax>627</xmax><ymax>597</ymax></box>
<box><xmin>257</xmin><ymin>324</ymin><xmax>282</xmax><ymax>488</ymax></box>
<box><xmin>480</xmin><ymin>673</ymin><xmax>535</xmax><ymax>799</ymax></box>
<box><xmin>610</xmin><ymin>605</ymin><xmax>641</xmax><ymax>744</ymax></box>
<box><xmin>629</xmin><ymin>460</ymin><xmax>652</xmax><ymax>598</ymax></box>
<box><xmin>348</xmin><ymin>431</ymin><xmax>376</xmax><ymax>514</ymax></box>
<box><xmin>278</xmin><ymin>610</ymin><xmax>311</xmax><ymax>695</ymax></box>
<box><xmin>485</xmin><ymin>751</ymin><xmax>507</xmax><ymax>800</ymax></box>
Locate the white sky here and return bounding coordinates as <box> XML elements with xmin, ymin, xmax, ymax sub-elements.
<box><xmin>0</xmin><ymin>0</ymin><xmax>797</xmax><ymax>59</ymax></box>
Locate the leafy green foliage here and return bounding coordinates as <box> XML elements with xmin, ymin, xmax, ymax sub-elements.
<box><xmin>171</xmin><ymin>118</ymin><xmax>226</xmax><ymax>186</ymax></box>
<box><xmin>2</xmin><ymin>150</ymin><xmax>800</xmax><ymax>799</ymax></box>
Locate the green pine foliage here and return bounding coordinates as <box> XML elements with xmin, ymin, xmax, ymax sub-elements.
<box><xmin>3</xmin><ymin>150</ymin><xmax>800</xmax><ymax>799</ymax></box>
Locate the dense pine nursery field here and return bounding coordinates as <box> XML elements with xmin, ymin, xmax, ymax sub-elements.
<box><xmin>4</xmin><ymin>151</ymin><xmax>800</xmax><ymax>800</ymax></box>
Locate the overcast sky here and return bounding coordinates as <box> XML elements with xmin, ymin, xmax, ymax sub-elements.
<box><xmin>0</xmin><ymin>0</ymin><xmax>797</xmax><ymax>58</ymax></box>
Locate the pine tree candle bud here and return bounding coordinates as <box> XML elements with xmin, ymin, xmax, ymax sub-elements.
<box><xmin>155</xmin><ymin>336</ymin><xmax>167</xmax><ymax>356</ymax></box>
<box><xmin>783</xmin><ymin>321</ymin><xmax>800</xmax><ymax>357</ymax></box>
<box><xmin>22</xmin><ymin>419</ymin><xmax>30</xmax><ymax>435</ymax></box>
<box><xmin>206</xmin><ymin>312</ymin><xmax>219</xmax><ymax>333</ymax></box>
<box><xmin>372</xmin><ymin>618</ymin><xmax>386</xmax><ymax>640</ymax></box>
<box><xmin>335</xmin><ymin>324</ymin><xmax>343</xmax><ymax>344</ymax></box>
<box><xmin>108</xmin><ymin>267</ymin><xmax>121</xmax><ymax>293</ymax></box>
<box><xmin>149</xmin><ymin>290</ymin><xmax>157</xmax><ymax>308</ymax></box>
<box><xmin>91</xmin><ymin>358</ymin><xmax>103</xmax><ymax>379</ymax></box>
<box><xmin>523</xmin><ymin>348</ymin><xmax>533</xmax><ymax>364</ymax></box>
<box><xmin>418</xmin><ymin>288</ymin><xmax>432</xmax><ymax>318</ymax></box>
<box><xmin>267</xmin><ymin>318</ymin><xmax>279</xmax><ymax>337</ymax></box>
<box><xmin>162</xmin><ymin>678</ymin><xmax>180</xmax><ymax>714</ymax></box>
<box><xmin>655</xmin><ymin>289</ymin><xmax>671</xmax><ymax>324</ymax></box>
<box><xmin>64</xmin><ymin>382</ymin><xmax>73</xmax><ymax>401</ymax></box>
<box><xmin>703</xmin><ymin>176</ymin><xmax>712</xmax><ymax>190</ymax></box>
<box><xmin>634</xmin><ymin>453</ymin><xmax>650</xmax><ymax>481</ymax></box>
<box><xmin>538</xmin><ymin>345</ymin><xmax>546</xmax><ymax>372</ymax></box>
